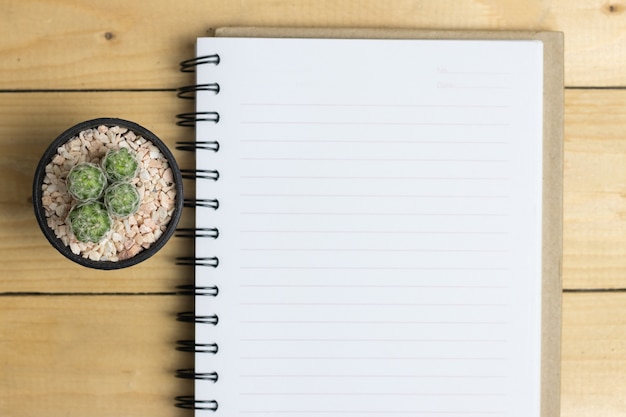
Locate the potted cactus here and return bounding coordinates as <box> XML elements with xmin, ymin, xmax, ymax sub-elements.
<box><xmin>64</xmin><ymin>151</ymin><xmax>141</xmax><ymax>242</ymax></box>
<box><xmin>33</xmin><ymin>118</ymin><xmax>183</xmax><ymax>269</ymax></box>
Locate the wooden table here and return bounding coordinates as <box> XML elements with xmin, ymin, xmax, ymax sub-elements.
<box><xmin>0</xmin><ymin>1</ymin><xmax>624</xmax><ymax>416</ymax></box>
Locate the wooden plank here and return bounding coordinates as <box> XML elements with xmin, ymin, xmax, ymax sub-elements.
<box><xmin>0</xmin><ymin>91</ymin><xmax>195</xmax><ymax>292</ymax></box>
<box><xmin>0</xmin><ymin>0</ymin><xmax>626</xmax><ymax>88</ymax></box>
<box><xmin>561</xmin><ymin>292</ymin><xmax>626</xmax><ymax>417</ymax></box>
<box><xmin>0</xmin><ymin>291</ymin><xmax>624</xmax><ymax>417</ymax></box>
<box><xmin>3</xmin><ymin>88</ymin><xmax>626</xmax><ymax>291</ymax></box>
<box><xmin>563</xmin><ymin>89</ymin><xmax>626</xmax><ymax>289</ymax></box>
<box><xmin>0</xmin><ymin>295</ymin><xmax>194</xmax><ymax>417</ymax></box>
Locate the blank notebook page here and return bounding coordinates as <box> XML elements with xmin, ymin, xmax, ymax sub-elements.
<box><xmin>193</xmin><ymin>37</ymin><xmax>544</xmax><ymax>416</ymax></box>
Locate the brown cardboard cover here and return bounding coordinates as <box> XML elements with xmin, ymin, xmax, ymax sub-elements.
<box><xmin>213</xmin><ymin>27</ymin><xmax>564</xmax><ymax>417</ymax></box>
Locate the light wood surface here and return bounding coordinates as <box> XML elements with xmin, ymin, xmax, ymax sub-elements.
<box><xmin>0</xmin><ymin>295</ymin><xmax>193</xmax><ymax>417</ymax></box>
<box><xmin>0</xmin><ymin>1</ymin><xmax>624</xmax><ymax>416</ymax></box>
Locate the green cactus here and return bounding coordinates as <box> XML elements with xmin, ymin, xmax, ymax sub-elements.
<box><xmin>66</xmin><ymin>163</ymin><xmax>107</xmax><ymax>201</ymax></box>
<box><xmin>68</xmin><ymin>201</ymin><xmax>112</xmax><ymax>243</ymax></box>
<box><xmin>104</xmin><ymin>182</ymin><xmax>140</xmax><ymax>218</ymax></box>
<box><xmin>102</xmin><ymin>147</ymin><xmax>139</xmax><ymax>182</ymax></box>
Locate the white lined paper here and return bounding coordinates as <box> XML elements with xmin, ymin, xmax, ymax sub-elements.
<box><xmin>193</xmin><ymin>37</ymin><xmax>544</xmax><ymax>417</ymax></box>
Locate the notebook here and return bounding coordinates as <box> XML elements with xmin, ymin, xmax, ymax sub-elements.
<box><xmin>176</xmin><ymin>28</ymin><xmax>563</xmax><ymax>417</ymax></box>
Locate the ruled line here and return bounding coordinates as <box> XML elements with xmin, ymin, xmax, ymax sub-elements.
<box><xmin>240</xmin><ymin>102</ymin><xmax>510</xmax><ymax>109</ymax></box>
<box><xmin>240</xmin><ymin>212</ymin><xmax>507</xmax><ymax>217</ymax></box>
<box><xmin>437</xmin><ymin>84</ymin><xmax>510</xmax><ymax>90</ymax></box>
<box><xmin>438</xmin><ymin>71</ymin><xmax>512</xmax><ymax>76</ymax></box>
<box><xmin>239</xmin><ymin>320</ymin><xmax>508</xmax><ymax>325</ymax></box>
<box><xmin>241</xmin><ymin>356</ymin><xmax>507</xmax><ymax>361</ymax></box>
<box><xmin>241</xmin><ymin>121</ymin><xmax>509</xmax><ymax>126</ymax></box>
<box><xmin>240</xmin><ymin>139</ymin><xmax>508</xmax><ymax>145</ymax></box>
<box><xmin>240</xmin><ymin>193</ymin><xmax>508</xmax><ymax>199</ymax></box>
<box><xmin>240</xmin><ymin>374</ymin><xmax>507</xmax><ymax>379</ymax></box>
<box><xmin>239</xmin><ymin>248</ymin><xmax>508</xmax><ymax>253</ymax></box>
<box><xmin>239</xmin><ymin>392</ymin><xmax>506</xmax><ymax>397</ymax></box>
<box><xmin>240</xmin><ymin>175</ymin><xmax>508</xmax><ymax>180</ymax></box>
<box><xmin>239</xmin><ymin>230</ymin><xmax>508</xmax><ymax>235</ymax></box>
<box><xmin>239</xmin><ymin>410</ymin><xmax>506</xmax><ymax>415</ymax></box>
<box><xmin>239</xmin><ymin>338</ymin><xmax>507</xmax><ymax>343</ymax></box>
<box><xmin>240</xmin><ymin>267</ymin><xmax>508</xmax><ymax>271</ymax></box>
<box><xmin>240</xmin><ymin>302</ymin><xmax>507</xmax><ymax>307</ymax></box>
<box><xmin>239</xmin><ymin>285</ymin><xmax>508</xmax><ymax>289</ymax></box>
<box><xmin>240</xmin><ymin>157</ymin><xmax>508</xmax><ymax>163</ymax></box>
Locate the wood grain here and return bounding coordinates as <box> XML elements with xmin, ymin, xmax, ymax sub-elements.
<box><xmin>1</xmin><ymin>0</ymin><xmax>626</xmax><ymax>88</ymax></box>
<box><xmin>0</xmin><ymin>292</ymin><xmax>622</xmax><ymax>417</ymax></box>
<box><xmin>563</xmin><ymin>89</ymin><xmax>626</xmax><ymax>289</ymax></box>
<box><xmin>0</xmin><ymin>295</ymin><xmax>194</xmax><ymax>417</ymax></box>
<box><xmin>561</xmin><ymin>292</ymin><xmax>626</xmax><ymax>417</ymax></box>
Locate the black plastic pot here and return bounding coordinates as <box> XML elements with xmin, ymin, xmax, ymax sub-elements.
<box><xmin>32</xmin><ymin>118</ymin><xmax>183</xmax><ymax>269</ymax></box>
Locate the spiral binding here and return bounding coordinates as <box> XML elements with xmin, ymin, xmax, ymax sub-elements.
<box><xmin>176</xmin><ymin>141</ymin><xmax>220</xmax><ymax>152</ymax></box>
<box><xmin>176</xmin><ymin>55</ymin><xmax>221</xmax><ymax>127</ymax></box>
<box><xmin>176</xmin><ymin>227</ymin><xmax>220</xmax><ymax>239</ymax></box>
<box><xmin>177</xmin><ymin>311</ymin><xmax>219</xmax><ymax>325</ymax></box>
<box><xmin>176</xmin><ymin>256</ymin><xmax>219</xmax><ymax>267</ymax></box>
<box><xmin>175</xmin><ymin>49</ymin><xmax>222</xmax><ymax>412</ymax></box>
<box><xmin>183</xmin><ymin>199</ymin><xmax>220</xmax><ymax>210</ymax></box>
<box><xmin>179</xmin><ymin>53</ymin><xmax>220</xmax><ymax>72</ymax></box>
<box><xmin>176</xmin><ymin>369</ymin><xmax>219</xmax><ymax>382</ymax></box>
<box><xmin>176</xmin><ymin>111</ymin><xmax>220</xmax><ymax>127</ymax></box>
<box><xmin>175</xmin><ymin>396</ymin><xmax>219</xmax><ymax>411</ymax></box>
<box><xmin>181</xmin><ymin>169</ymin><xmax>220</xmax><ymax>181</ymax></box>
<box><xmin>176</xmin><ymin>340</ymin><xmax>219</xmax><ymax>354</ymax></box>
<box><xmin>176</xmin><ymin>284</ymin><xmax>219</xmax><ymax>297</ymax></box>
<box><xmin>177</xmin><ymin>83</ymin><xmax>220</xmax><ymax>99</ymax></box>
